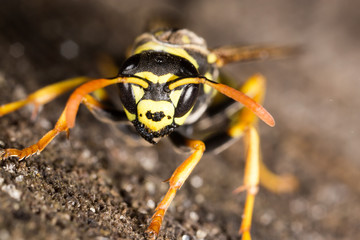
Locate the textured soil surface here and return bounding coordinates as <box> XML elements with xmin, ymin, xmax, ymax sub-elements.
<box><xmin>0</xmin><ymin>1</ymin><xmax>359</xmax><ymax>240</ymax></box>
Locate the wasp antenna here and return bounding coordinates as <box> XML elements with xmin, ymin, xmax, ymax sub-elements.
<box><xmin>167</xmin><ymin>77</ymin><xmax>202</xmax><ymax>90</ymax></box>
<box><xmin>65</xmin><ymin>78</ymin><xmax>125</xmax><ymax>129</ymax></box>
<box><xmin>204</xmin><ymin>79</ymin><xmax>275</xmax><ymax>127</ymax></box>
<box><xmin>168</xmin><ymin>77</ymin><xmax>275</xmax><ymax>127</ymax></box>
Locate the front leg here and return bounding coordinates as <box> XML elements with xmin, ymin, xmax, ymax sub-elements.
<box><xmin>1</xmin><ymin>78</ymin><xmax>123</xmax><ymax>160</ymax></box>
<box><xmin>0</xmin><ymin>108</ymin><xmax>69</xmax><ymax>160</ymax></box>
<box><xmin>146</xmin><ymin>134</ymin><xmax>205</xmax><ymax>239</ymax></box>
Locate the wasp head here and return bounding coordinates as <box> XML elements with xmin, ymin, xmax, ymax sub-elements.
<box><xmin>118</xmin><ymin>51</ymin><xmax>200</xmax><ymax>144</ymax></box>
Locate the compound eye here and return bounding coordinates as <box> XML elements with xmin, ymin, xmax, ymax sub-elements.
<box><xmin>176</xmin><ymin>58</ymin><xmax>198</xmax><ymax>77</ymax></box>
<box><xmin>174</xmin><ymin>84</ymin><xmax>199</xmax><ymax>117</ymax></box>
<box><xmin>119</xmin><ymin>54</ymin><xmax>141</xmax><ymax>75</ymax></box>
<box><xmin>118</xmin><ymin>83</ymin><xmax>136</xmax><ymax>114</ymax></box>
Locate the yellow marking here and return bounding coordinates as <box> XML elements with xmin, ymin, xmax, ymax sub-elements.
<box><xmin>125</xmin><ymin>77</ymin><xmax>149</xmax><ymax>89</ymax></box>
<box><xmin>227</xmin><ymin>74</ymin><xmax>267</xmax><ymax>138</ymax></box>
<box><xmin>134</xmin><ymin>41</ymin><xmax>199</xmax><ymax>69</ymax></box>
<box><xmin>92</xmin><ymin>88</ymin><xmax>109</xmax><ymax>101</ymax></box>
<box><xmin>131</xmin><ymin>85</ymin><xmax>144</xmax><ymax>103</ymax></box>
<box><xmin>29</xmin><ymin>77</ymin><xmax>90</xmax><ymax>105</ymax></box>
<box><xmin>168</xmin><ymin>77</ymin><xmax>203</xmax><ymax>90</ymax></box>
<box><xmin>123</xmin><ymin>107</ymin><xmax>136</xmax><ymax>121</ymax></box>
<box><xmin>204</xmin><ymin>72</ymin><xmax>213</xmax><ymax>80</ymax></box>
<box><xmin>137</xmin><ymin>100</ymin><xmax>174</xmax><ymax>132</ymax></box>
<box><xmin>182</xmin><ymin>35</ymin><xmax>191</xmax><ymax>44</ymax></box>
<box><xmin>169</xmin><ymin>89</ymin><xmax>183</xmax><ymax>107</ymax></box>
<box><xmin>0</xmin><ymin>99</ymin><xmax>27</xmax><ymax>117</ymax></box>
<box><xmin>174</xmin><ymin>106</ymin><xmax>193</xmax><ymax>126</ymax></box>
<box><xmin>207</xmin><ymin>52</ymin><xmax>217</xmax><ymax>64</ymax></box>
<box><xmin>203</xmin><ymin>72</ymin><xmax>213</xmax><ymax>94</ymax></box>
<box><xmin>134</xmin><ymin>72</ymin><xmax>178</xmax><ymax>84</ymax></box>
<box><xmin>240</xmin><ymin>74</ymin><xmax>266</xmax><ymax>101</ymax></box>
<box><xmin>154</xmin><ymin>30</ymin><xmax>164</xmax><ymax>37</ymax></box>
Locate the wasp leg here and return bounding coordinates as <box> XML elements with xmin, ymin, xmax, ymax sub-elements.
<box><xmin>0</xmin><ymin>77</ymin><xmax>90</xmax><ymax>119</ymax></box>
<box><xmin>206</xmin><ymin>74</ymin><xmax>298</xmax><ymax>191</ymax></box>
<box><xmin>0</xmin><ymin>107</ymin><xmax>69</xmax><ymax>160</ymax></box>
<box><xmin>228</xmin><ymin>74</ymin><xmax>298</xmax><ymax>193</ymax></box>
<box><xmin>233</xmin><ymin>126</ymin><xmax>260</xmax><ymax>240</ymax></box>
<box><xmin>147</xmin><ymin>134</ymin><xmax>205</xmax><ymax>239</ymax></box>
<box><xmin>82</xmin><ymin>94</ymin><xmax>127</xmax><ymax>124</ymax></box>
<box><xmin>0</xmin><ymin>78</ymin><xmax>124</xmax><ymax>160</ymax></box>
<box><xmin>201</xmin><ymin>74</ymin><xmax>297</xmax><ymax>239</ymax></box>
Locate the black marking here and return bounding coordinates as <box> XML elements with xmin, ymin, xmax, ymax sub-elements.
<box><xmin>145</xmin><ymin>111</ymin><xmax>165</xmax><ymax>122</ymax></box>
<box><xmin>121</xmin><ymin>54</ymin><xmax>141</xmax><ymax>72</ymax></box>
<box><xmin>141</xmin><ymin>83</ymin><xmax>171</xmax><ymax>101</ymax></box>
<box><xmin>204</xmin><ymin>131</ymin><xmax>234</xmax><ymax>153</ymax></box>
<box><xmin>118</xmin><ymin>83</ymin><xmax>137</xmax><ymax>114</ymax></box>
<box><xmin>119</xmin><ymin>51</ymin><xmax>199</xmax><ymax>77</ymax></box>
<box><xmin>132</xmin><ymin>119</ymin><xmax>178</xmax><ymax>144</ymax></box>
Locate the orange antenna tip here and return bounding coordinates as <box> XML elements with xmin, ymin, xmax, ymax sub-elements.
<box><xmin>204</xmin><ymin>80</ymin><xmax>275</xmax><ymax>127</ymax></box>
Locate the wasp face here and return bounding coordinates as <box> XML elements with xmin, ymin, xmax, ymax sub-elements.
<box><xmin>118</xmin><ymin>51</ymin><xmax>200</xmax><ymax>143</ymax></box>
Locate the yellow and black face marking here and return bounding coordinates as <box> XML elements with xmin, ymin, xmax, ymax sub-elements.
<box><xmin>0</xmin><ymin>27</ymin><xmax>297</xmax><ymax>240</ymax></box>
<box><xmin>118</xmin><ymin>51</ymin><xmax>201</xmax><ymax>143</ymax></box>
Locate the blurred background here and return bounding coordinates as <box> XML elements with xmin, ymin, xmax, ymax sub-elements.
<box><xmin>0</xmin><ymin>0</ymin><xmax>359</xmax><ymax>239</ymax></box>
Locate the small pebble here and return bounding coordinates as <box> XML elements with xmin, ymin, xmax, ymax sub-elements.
<box><xmin>0</xmin><ymin>229</ymin><xmax>10</xmax><ymax>240</ymax></box>
<box><xmin>196</xmin><ymin>229</ymin><xmax>207</xmax><ymax>239</ymax></box>
<box><xmin>1</xmin><ymin>184</ymin><xmax>22</xmax><ymax>201</ymax></box>
<box><xmin>136</xmin><ymin>150</ymin><xmax>158</xmax><ymax>171</ymax></box>
<box><xmin>145</xmin><ymin>181</ymin><xmax>156</xmax><ymax>195</ymax></box>
<box><xmin>189</xmin><ymin>211</ymin><xmax>199</xmax><ymax>222</ymax></box>
<box><xmin>290</xmin><ymin>198</ymin><xmax>307</xmax><ymax>214</ymax></box>
<box><xmin>9</xmin><ymin>42</ymin><xmax>24</xmax><ymax>58</ymax></box>
<box><xmin>310</xmin><ymin>204</ymin><xmax>326</xmax><ymax>220</ymax></box>
<box><xmin>259</xmin><ymin>210</ymin><xmax>275</xmax><ymax>225</ymax></box>
<box><xmin>182</xmin><ymin>235</ymin><xmax>191</xmax><ymax>240</ymax></box>
<box><xmin>60</xmin><ymin>40</ymin><xmax>79</xmax><ymax>59</ymax></box>
<box><xmin>146</xmin><ymin>199</ymin><xmax>155</xmax><ymax>209</ymax></box>
<box><xmin>3</xmin><ymin>163</ymin><xmax>15</xmax><ymax>173</ymax></box>
<box><xmin>190</xmin><ymin>175</ymin><xmax>203</xmax><ymax>188</ymax></box>
<box><xmin>195</xmin><ymin>194</ymin><xmax>205</xmax><ymax>204</ymax></box>
<box><xmin>15</xmin><ymin>175</ymin><xmax>24</xmax><ymax>183</ymax></box>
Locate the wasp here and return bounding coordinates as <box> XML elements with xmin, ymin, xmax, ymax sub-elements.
<box><xmin>0</xmin><ymin>28</ymin><xmax>298</xmax><ymax>239</ymax></box>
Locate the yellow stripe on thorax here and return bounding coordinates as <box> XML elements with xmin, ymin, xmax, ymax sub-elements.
<box><xmin>133</xmin><ymin>41</ymin><xmax>199</xmax><ymax>69</ymax></box>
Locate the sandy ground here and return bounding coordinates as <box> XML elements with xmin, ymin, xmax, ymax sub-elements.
<box><xmin>0</xmin><ymin>1</ymin><xmax>359</xmax><ymax>239</ymax></box>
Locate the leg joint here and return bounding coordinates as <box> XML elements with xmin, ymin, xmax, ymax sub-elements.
<box><xmin>188</xmin><ymin>140</ymin><xmax>206</xmax><ymax>152</ymax></box>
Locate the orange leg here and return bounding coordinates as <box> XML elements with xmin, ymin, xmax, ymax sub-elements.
<box><xmin>233</xmin><ymin>126</ymin><xmax>260</xmax><ymax>240</ymax></box>
<box><xmin>0</xmin><ymin>77</ymin><xmax>90</xmax><ymax>119</ymax></box>
<box><xmin>226</xmin><ymin>75</ymin><xmax>297</xmax><ymax>239</ymax></box>
<box><xmin>146</xmin><ymin>139</ymin><xmax>205</xmax><ymax>239</ymax></box>
<box><xmin>0</xmin><ymin>78</ymin><xmax>124</xmax><ymax>160</ymax></box>
<box><xmin>259</xmin><ymin>157</ymin><xmax>299</xmax><ymax>193</ymax></box>
<box><xmin>0</xmin><ymin>108</ymin><xmax>69</xmax><ymax>160</ymax></box>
